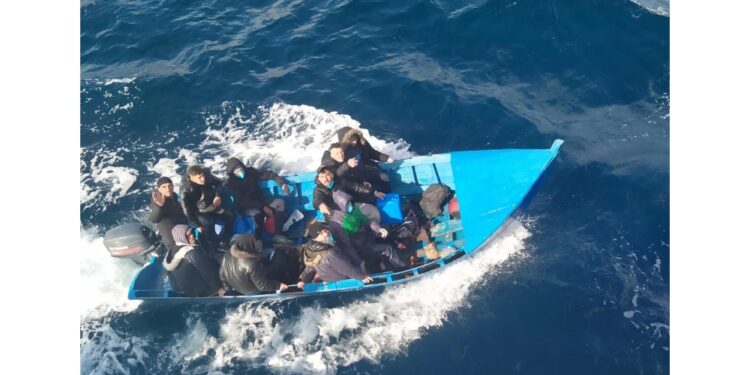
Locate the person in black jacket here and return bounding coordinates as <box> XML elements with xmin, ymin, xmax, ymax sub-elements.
<box><xmin>180</xmin><ymin>165</ymin><xmax>235</xmax><ymax>248</ymax></box>
<box><xmin>336</xmin><ymin>126</ymin><xmax>393</xmax><ymax>192</ymax></box>
<box><xmin>313</xmin><ymin>166</ymin><xmax>384</xmax><ymax>216</ymax></box>
<box><xmin>219</xmin><ymin>234</ymin><xmax>289</xmax><ymax>294</ymax></box>
<box><xmin>298</xmin><ymin>221</ymin><xmax>372</xmax><ymax>286</ymax></box>
<box><xmin>320</xmin><ymin>143</ymin><xmax>354</xmax><ymax>180</ymax></box>
<box><xmin>163</xmin><ymin>224</ymin><xmax>224</xmax><ymax>297</ymax></box>
<box><xmin>148</xmin><ymin>177</ymin><xmax>188</xmax><ymax>253</ymax></box>
<box><xmin>225</xmin><ymin>157</ymin><xmax>290</xmax><ymax>235</ymax></box>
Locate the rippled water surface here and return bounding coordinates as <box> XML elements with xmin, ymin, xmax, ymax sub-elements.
<box><xmin>81</xmin><ymin>0</ymin><xmax>669</xmax><ymax>373</ymax></box>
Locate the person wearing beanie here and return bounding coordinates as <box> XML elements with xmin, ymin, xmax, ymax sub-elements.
<box><xmin>298</xmin><ymin>221</ymin><xmax>372</xmax><ymax>286</ymax></box>
<box><xmin>225</xmin><ymin>157</ymin><xmax>290</xmax><ymax>236</ymax></box>
<box><xmin>219</xmin><ymin>233</ymin><xmax>289</xmax><ymax>294</ymax></box>
<box><xmin>162</xmin><ymin>224</ymin><xmax>223</xmax><ymax>297</ymax></box>
<box><xmin>149</xmin><ymin>176</ymin><xmax>188</xmax><ymax>253</ymax></box>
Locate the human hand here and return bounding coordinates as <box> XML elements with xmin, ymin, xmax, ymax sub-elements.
<box><xmin>212</xmin><ymin>196</ymin><xmax>222</xmax><ymax>208</ymax></box>
<box><xmin>386</xmin><ymin>157</ymin><xmax>394</xmax><ymax>163</ymax></box>
<box><xmin>362</xmin><ymin>277</ymin><xmax>373</xmax><ymax>284</ymax></box>
<box><xmin>281</xmin><ymin>183</ymin><xmax>290</xmax><ymax>195</ymax></box>
<box><xmin>278</xmin><ymin>283</ymin><xmax>289</xmax><ymax>292</ymax></box>
<box><xmin>347</xmin><ymin>158</ymin><xmax>359</xmax><ymax>168</ymax></box>
<box><xmin>374</xmin><ymin>191</ymin><xmax>385</xmax><ymax>199</ymax></box>
<box><xmin>297</xmin><ymin>281</ymin><xmax>305</xmax><ymax>289</ymax></box>
<box><xmin>217</xmin><ymin>288</ymin><xmax>226</xmax><ymax>296</ymax></box>
<box><xmin>378</xmin><ymin>228</ymin><xmax>388</xmax><ymax>238</ymax></box>
<box><xmin>152</xmin><ymin>191</ymin><xmax>165</xmax><ymax>206</ymax></box>
<box><xmin>319</xmin><ymin>203</ymin><xmax>331</xmax><ymax>216</ymax></box>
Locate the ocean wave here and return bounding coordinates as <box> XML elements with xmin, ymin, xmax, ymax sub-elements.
<box><xmin>630</xmin><ymin>0</ymin><xmax>669</xmax><ymax>17</ymax></box>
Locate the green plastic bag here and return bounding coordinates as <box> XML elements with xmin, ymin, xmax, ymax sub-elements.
<box><xmin>341</xmin><ymin>205</ymin><xmax>369</xmax><ymax>234</ymax></box>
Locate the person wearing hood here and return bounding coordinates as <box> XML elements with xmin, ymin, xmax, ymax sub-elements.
<box><xmin>180</xmin><ymin>165</ymin><xmax>235</xmax><ymax>248</ymax></box>
<box><xmin>225</xmin><ymin>157</ymin><xmax>290</xmax><ymax>235</ymax></box>
<box><xmin>219</xmin><ymin>233</ymin><xmax>289</xmax><ymax>294</ymax></box>
<box><xmin>336</xmin><ymin>126</ymin><xmax>394</xmax><ymax>192</ymax></box>
<box><xmin>313</xmin><ymin>166</ymin><xmax>384</xmax><ymax>218</ymax></box>
<box><xmin>149</xmin><ymin>176</ymin><xmax>188</xmax><ymax>253</ymax></box>
<box><xmin>298</xmin><ymin>221</ymin><xmax>372</xmax><ymax>286</ymax></box>
<box><xmin>322</xmin><ymin>189</ymin><xmax>408</xmax><ymax>273</ymax></box>
<box><xmin>163</xmin><ymin>224</ymin><xmax>224</xmax><ymax>297</ymax></box>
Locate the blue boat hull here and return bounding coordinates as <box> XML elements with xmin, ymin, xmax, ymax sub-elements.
<box><xmin>128</xmin><ymin>139</ymin><xmax>564</xmax><ymax>301</ymax></box>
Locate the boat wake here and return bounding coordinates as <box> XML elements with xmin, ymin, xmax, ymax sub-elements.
<box><xmin>80</xmin><ymin>219</ymin><xmax>531</xmax><ymax>374</ymax></box>
<box><xmin>629</xmin><ymin>0</ymin><xmax>669</xmax><ymax>16</ymax></box>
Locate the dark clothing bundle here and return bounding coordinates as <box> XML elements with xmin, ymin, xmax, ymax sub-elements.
<box><xmin>225</xmin><ymin>157</ymin><xmax>287</xmax><ymax>214</ymax></box>
<box><xmin>148</xmin><ymin>193</ymin><xmax>188</xmax><ymax>252</ymax></box>
<box><xmin>420</xmin><ymin>183</ymin><xmax>453</xmax><ymax>218</ymax></box>
<box><xmin>299</xmin><ymin>240</ymin><xmax>366</xmax><ymax>283</ymax></box>
<box><xmin>219</xmin><ymin>235</ymin><xmax>282</xmax><ymax>294</ymax></box>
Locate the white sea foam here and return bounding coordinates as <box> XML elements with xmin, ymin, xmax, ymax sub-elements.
<box><xmin>109</xmin><ymin>102</ymin><xmax>134</xmax><ymax>114</ymax></box>
<box><xmin>81</xmin><ymin>147</ymin><xmax>140</xmax><ymax>208</ymax></box>
<box><xmin>80</xmin><ymin>316</ymin><xmax>152</xmax><ymax>374</ymax></box>
<box><xmin>145</xmin><ymin>148</ymin><xmax>198</xmax><ymax>192</ymax></box>
<box><xmin>165</xmin><ymin>219</ymin><xmax>531</xmax><ymax>374</ymax></box>
<box><xmin>199</xmin><ymin>103</ymin><xmax>413</xmax><ymax>177</ymax></box>
<box><xmin>80</xmin><ymin>228</ymin><xmax>142</xmax><ymax>321</ymax></box>
<box><xmin>104</xmin><ymin>77</ymin><xmax>137</xmax><ymax>85</ymax></box>
<box><xmin>629</xmin><ymin>0</ymin><xmax>669</xmax><ymax>16</ymax></box>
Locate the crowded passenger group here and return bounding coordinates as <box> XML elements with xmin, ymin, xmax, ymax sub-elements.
<box><xmin>149</xmin><ymin>126</ymin><xmax>437</xmax><ymax>297</ymax></box>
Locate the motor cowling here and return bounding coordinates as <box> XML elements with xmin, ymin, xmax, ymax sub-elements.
<box><xmin>103</xmin><ymin>223</ymin><xmax>161</xmax><ymax>264</ymax></box>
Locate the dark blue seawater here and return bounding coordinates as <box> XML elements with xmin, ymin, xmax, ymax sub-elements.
<box><xmin>80</xmin><ymin>0</ymin><xmax>669</xmax><ymax>373</ymax></box>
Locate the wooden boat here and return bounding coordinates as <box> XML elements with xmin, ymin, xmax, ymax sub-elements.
<box><xmin>127</xmin><ymin>139</ymin><xmax>564</xmax><ymax>301</ymax></box>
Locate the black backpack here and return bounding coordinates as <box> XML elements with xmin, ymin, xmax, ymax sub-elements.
<box><xmin>419</xmin><ymin>184</ymin><xmax>453</xmax><ymax>218</ymax></box>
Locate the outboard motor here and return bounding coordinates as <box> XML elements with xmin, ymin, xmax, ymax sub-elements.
<box><xmin>103</xmin><ymin>223</ymin><xmax>162</xmax><ymax>264</ymax></box>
